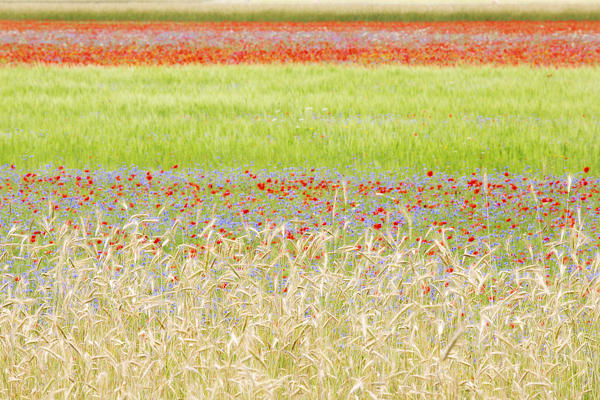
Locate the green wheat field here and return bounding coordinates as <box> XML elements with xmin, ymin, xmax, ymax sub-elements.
<box><xmin>3</xmin><ymin>66</ymin><xmax>599</xmax><ymax>173</ymax></box>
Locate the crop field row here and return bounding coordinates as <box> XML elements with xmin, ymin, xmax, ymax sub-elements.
<box><xmin>2</xmin><ymin>166</ymin><xmax>600</xmax><ymax>268</ymax></box>
<box><xmin>2</xmin><ymin>66</ymin><xmax>600</xmax><ymax>173</ymax></box>
<box><xmin>2</xmin><ymin>1</ymin><xmax>600</xmax><ymax>22</ymax></box>
<box><xmin>2</xmin><ymin>20</ymin><xmax>600</xmax><ymax>65</ymax></box>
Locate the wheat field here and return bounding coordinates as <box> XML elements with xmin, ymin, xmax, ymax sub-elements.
<box><xmin>1</xmin><ymin>211</ymin><xmax>599</xmax><ymax>398</ymax></box>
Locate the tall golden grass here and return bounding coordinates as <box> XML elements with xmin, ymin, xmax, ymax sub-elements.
<box><xmin>1</xmin><ymin>213</ymin><xmax>598</xmax><ymax>398</ymax></box>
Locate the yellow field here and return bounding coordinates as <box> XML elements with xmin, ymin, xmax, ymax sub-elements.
<box><xmin>2</xmin><ymin>0</ymin><xmax>599</xmax><ymax>20</ymax></box>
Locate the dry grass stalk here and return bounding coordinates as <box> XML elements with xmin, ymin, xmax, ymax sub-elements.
<box><xmin>0</xmin><ymin>216</ymin><xmax>598</xmax><ymax>398</ymax></box>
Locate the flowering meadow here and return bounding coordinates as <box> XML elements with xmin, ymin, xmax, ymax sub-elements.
<box><xmin>2</xmin><ymin>166</ymin><xmax>600</xmax><ymax>269</ymax></box>
<box><xmin>2</xmin><ymin>12</ymin><xmax>600</xmax><ymax>399</ymax></box>
<box><xmin>1</xmin><ymin>20</ymin><xmax>600</xmax><ymax>66</ymax></box>
<box><xmin>2</xmin><ymin>165</ymin><xmax>600</xmax><ymax>397</ymax></box>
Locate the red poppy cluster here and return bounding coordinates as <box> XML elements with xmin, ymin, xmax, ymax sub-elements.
<box><xmin>1</xmin><ymin>166</ymin><xmax>598</xmax><ymax>271</ymax></box>
<box><xmin>1</xmin><ymin>20</ymin><xmax>599</xmax><ymax>65</ymax></box>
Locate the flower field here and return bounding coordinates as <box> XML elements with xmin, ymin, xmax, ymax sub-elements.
<box><xmin>1</xmin><ymin>20</ymin><xmax>600</xmax><ymax>65</ymax></box>
<box><xmin>2</xmin><ymin>166</ymin><xmax>600</xmax><ymax>397</ymax></box>
<box><xmin>2</xmin><ymin>10</ymin><xmax>600</xmax><ymax>399</ymax></box>
<box><xmin>2</xmin><ymin>166</ymin><xmax>600</xmax><ymax>270</ymax></box>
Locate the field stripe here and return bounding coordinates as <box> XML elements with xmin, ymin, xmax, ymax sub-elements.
<box><xmin>2</xmin><ymin>1</ymin><xmax>600</xmax><ymax>21</ymax></box>
<box><xmin>1</xmin><ymin>65</ymin><xmax>598</xmax><ymax>173</ymax></box>
<box><xmin>2</xmin><ymin>20</ymin><xmax>600</xmax><ymax>66</ymax></box>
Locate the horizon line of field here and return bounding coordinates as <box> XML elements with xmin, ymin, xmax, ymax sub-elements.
<box><xmin>2</xmin><ymin>2</ymin><xmax>600</xmax><ymax>22</ymax></box>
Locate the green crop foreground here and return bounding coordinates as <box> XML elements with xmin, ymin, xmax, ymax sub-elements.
<box><xmin>1</xmin><ymin>65</ymin><xmax>599</xmax><ymax>174</ymax></box>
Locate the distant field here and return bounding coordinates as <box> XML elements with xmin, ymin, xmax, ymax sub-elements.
<box><xmin>1</xmin><ymin>0</ymin><xmax>600</xmax><ymax>21</ymax></box>
<box><xmin>4</xmin><ymin>20</ymin><xmax>597</xmax><ymax>66</ymax></box>
<box><xmin>4</xmin><ymin>0</ymin><xmax>598</xmax><ymax>3</ymax></box>
<box><xmin>1</xmin><ymin>65</ymin><xmax>598</xmax><ymax>173</ymax></box>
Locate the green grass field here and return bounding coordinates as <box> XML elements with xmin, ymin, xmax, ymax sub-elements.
<box><xmin>2</xmin><ymin>65</ymin><xmax>598</xmax><ymax>174</ymax></box>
